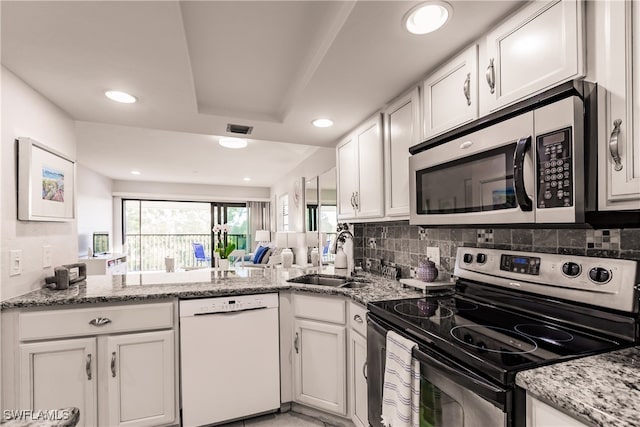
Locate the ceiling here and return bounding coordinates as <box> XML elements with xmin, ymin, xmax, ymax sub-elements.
<box><xmin>1</xmin><ymin>1</ymin><xmax>525</xmax><ymax>187</ymax></box>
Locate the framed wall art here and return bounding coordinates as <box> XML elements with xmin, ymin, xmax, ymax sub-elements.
<box><xmin>17</xmin><ymin>137</ymin><xmax>76</xmax><ymax>221</ymax></box>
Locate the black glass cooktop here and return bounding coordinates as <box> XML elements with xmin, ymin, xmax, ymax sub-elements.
<box><xmin>368</xmin><ymin>292</ymin><xmax>625</xmax><ymax>385</ymax></box>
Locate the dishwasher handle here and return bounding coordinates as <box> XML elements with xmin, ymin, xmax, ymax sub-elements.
<box><xmin>192</xmin><ymin>306</ymin><xmax>269</xmax><ymax>316</ymax></box>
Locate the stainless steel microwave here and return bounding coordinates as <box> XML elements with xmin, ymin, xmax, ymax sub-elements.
<box><xmin>409</xmin><ymin>80</ymin><xmax>596</xmax><ymax>226</ymax></box>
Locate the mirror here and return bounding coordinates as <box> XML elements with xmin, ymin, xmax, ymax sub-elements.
<box><xmin>318</xmin><ymin>167</ymin><xmax>337</xmax><ymax>266</ymax></box>
<box><xmin>305</xmin><ymin>177</ymin><xmax>318</xmax><ymax>232</ymax></box>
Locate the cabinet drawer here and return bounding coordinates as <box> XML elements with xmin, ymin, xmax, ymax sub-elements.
<box><xmin>349</xmin><ymin>303</ymin><xmax>367</xmax><ymax>337</ymax></box>
<box><xmin>19</xmin><ymin>302</ymin><xmax>174</xmax><ymax>341</ymax></box>
<box><xmin>293</xmin><ymin>294</ymin><xmax>345</xmax><ymax>324</ymax></box>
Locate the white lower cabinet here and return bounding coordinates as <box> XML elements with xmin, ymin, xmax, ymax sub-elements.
<box><xmin>105</xmin><ymin>330</ymin><xmax>175</xmax><ymax>427</ymax></box>
<box><xmin>349</xmin><ymin>321</ymin><xmax>368</xmax><ymax>427</ymax></box>
<box><xmin>292</xmin><ymin>294</ymin><xmax>347</xmax><ymax>416</ymax></box>
<box><xmin>526</xmin><ymin>393</ymin><xmax>589</xmax><ymax>427</ymax></box>
<box><xmin>19</xmin><ymin>338</ymin><xmax>98</xmax><ymax>427</ymax></box>
<box><xmin>293</xmin><ymin>318</ymin><xmax>347</xmax><ymax>415</ymax></box>
<box><xmin>4</xmin><ymin>301</ymin><xmax>177</xmax><ymax>427</ymax></box>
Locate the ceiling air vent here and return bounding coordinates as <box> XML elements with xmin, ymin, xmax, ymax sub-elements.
<box><xmin>226</xmin><ymin>123</ymin><xmax>253</xmax><ymax>135</ymax></box>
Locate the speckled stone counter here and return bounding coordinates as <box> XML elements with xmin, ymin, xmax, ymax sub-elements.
<box><xmin>0</xmin><ymin>267</ymin><xmax>424</xmax><ymax>309</ymax></box>
<box><xmin>516</xmin><ymin>346</ymin><xmax>640</xmax><ymax>427</ymax></box>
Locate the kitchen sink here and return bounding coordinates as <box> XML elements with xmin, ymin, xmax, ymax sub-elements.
<box><xmin>287</xmin><ymin>274</ymin><xmax>370</xmax><ymax>289</ymax></box>
<box><xmin>287</xmin><ymin>274</ymin><xmax>348</xmax><ymax>287</ymax></box>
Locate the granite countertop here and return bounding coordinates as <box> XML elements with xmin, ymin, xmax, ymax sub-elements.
<box><xmin>0</xmin><ymin>267</ymin><xmax>425</xmax><ymax>309</ymax></box>
<box><xmin>516</xmin><ymin>346</ymin><xmax>640</xmax><ymax>427</ymax></box>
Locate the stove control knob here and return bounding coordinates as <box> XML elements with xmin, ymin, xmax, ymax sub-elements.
<box><xmin>561</xmin><ymin>262</ymin><xmax>581</xmax><ymax>277</ymax></box>
<box><xmin>588</xmin><ymin>267</ymin><xmax>612</xmax><ymax>284</ymax></box>
<box><xmin>476</xmin><ymin>253</ymin><xmax>487</xmax><ymax>264</ymax></box>
<box><xmin>463</xmin><ymin>253</ymin><xmax>473</xmax><ymax>264</ymax></box>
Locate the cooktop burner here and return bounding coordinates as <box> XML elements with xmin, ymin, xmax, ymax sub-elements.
<box><xmin>515</xmin><ymin>324</ymin><xmax>574</xmax><ymax>342</ymax></box>
<box><xmin>393</xmin><ymin>301</ymin><xmax>453</xmax><ymax>319</ymax></box>
<box><xmin>450</xmin><ymin>325</ymin><xmax>538</xmax><ymax>354</ymax></box>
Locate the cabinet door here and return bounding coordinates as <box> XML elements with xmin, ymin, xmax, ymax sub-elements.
<box><xmin>484</xmin><ymin>0</ymin><xmax>584</xmax><ymax>112</ymax></box>
<box><xmin>423</xmin><ymin>45</ymin><xmax>478</xmax><ymax>138</ymax></box>
<box><xmin>337</xmin><ymin>135</ymin><xmax>358</xmax><ymax>220</ymax></box>
<box><xmin>293</xmin><ymin>319</ymin><xmax>346</xmax><ymax>415</ymax></box>
<box><xmin>385</xmin><ymin>87</ymin><xmax>420</xmax><ymax>217</ymax></box>
<box><xmin>19</xmin><ymin>338</ymin><xmax>98</xmax><ymax>427</ymax></box>
<box><xmin>595</xmin><ymin>0</ymin><xmax>640</xmax><ymax>209</ymax></box>
<box><xmin>526</xmin><ymin>393</ymin><xmax>589</xmax><ymax>427</ymax></box>
<box><xmin>356</xmin><ymin>114</ymin><xmax>384</xmax><ymax>219</ymax></box>
<box><xmin>105</xmin><ymin>330</ymin><xmax>175</xmax><ymax>427</ymax></box>
<box><xmin>349</xmin><ymin>331</ymin><xmax>368</xmax><ymax>427</ymax></box>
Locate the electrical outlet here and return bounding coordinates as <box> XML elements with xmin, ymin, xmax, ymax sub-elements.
<box><xmin>43</xmin><ymin>245</ymin><xmax>52</xmax><ymax>268</ymax></box>
<box><xmin>10</xmin><ymin>250</ymin><xmax>22</xmax><ymax>276</ymax></box>
<box><xmin>368</xmin><ymin>238</ymin><xmax>377</xmax><ymax>248</ymax></box>
<box><xmin>426</xmin><ymin>247</ymin><xmax>440</xmax><ymax>267</ymax></box>
<box><xmin>410</xmin><ymin>267</ymin><xmax>417</xmax><ymax>278</ymax></box>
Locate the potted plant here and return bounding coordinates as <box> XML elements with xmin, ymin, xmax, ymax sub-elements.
<box><xmin>213</xmin><ymin>224</ymin><xmax>236</xmax><ymax>269</ymax></box>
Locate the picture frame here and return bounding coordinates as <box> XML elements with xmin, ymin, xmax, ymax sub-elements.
<box><xmin>17</xmin><ymin>137</ymin><xmax>76</xmax><ymax>221</ymax></box>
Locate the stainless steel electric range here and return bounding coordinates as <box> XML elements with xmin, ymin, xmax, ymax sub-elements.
<box><xmin>367</xmin><ymin>247</ymin><xmax>639</xmax><ymax>427</ymax></box>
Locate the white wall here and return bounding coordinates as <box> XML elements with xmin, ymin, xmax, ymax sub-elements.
<box><xmin>1</xmin><ymin>67</ymin><xmax>78</xmax><ymax>300</ymax></box>
<box><xmin>76</xmin><ymin>164</ymin><xmax>113</xmax><ymax>257</ymax></box>
<box><xmin>270</xmin><ymin>147</ymin><xmax>335</xmax><ymax>232</ymax></box>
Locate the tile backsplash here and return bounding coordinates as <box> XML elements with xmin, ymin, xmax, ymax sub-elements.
<box><xmin>353</xmin><ymin>221</ymin><xmax>640</xmax><ymax>280</ymax></box>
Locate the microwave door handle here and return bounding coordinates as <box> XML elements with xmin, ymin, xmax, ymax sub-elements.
<box><xmin>513</xmin><ymin>136</ymin><xmax>533</xmax><ymax>211</ymax></box>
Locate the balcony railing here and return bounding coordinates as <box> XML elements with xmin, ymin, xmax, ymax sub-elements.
<box><xmin>125</xmin><ymin>233</ymin><xmax>247</xmax><ymax>272</ymax></box>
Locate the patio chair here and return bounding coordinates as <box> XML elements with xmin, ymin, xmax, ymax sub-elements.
<box><xmin>191</xmin><ymin>242</ymin><xmax>211</xmax><ymax>266</ymax></box>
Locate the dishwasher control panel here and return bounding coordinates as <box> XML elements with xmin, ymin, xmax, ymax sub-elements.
<box><xmin>179</xmin><ymin>293</ymin><xmax>279</xmax><ymax>317</ymax></box>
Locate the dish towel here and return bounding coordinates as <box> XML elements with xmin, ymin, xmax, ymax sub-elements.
<box><xmin>381</xmin><ymin>330</ymin><xmax>421</xmax><ymax>427</ymax></box>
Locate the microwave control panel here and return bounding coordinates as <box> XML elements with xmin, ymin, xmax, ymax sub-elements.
<box><xmin>536</xmin><ymin>127</ymin><xmax>572</xmax><ymax>209</ymax></box>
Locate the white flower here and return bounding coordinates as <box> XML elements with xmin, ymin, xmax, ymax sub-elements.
<box><xmin>221</xmin><ymin>223</ymin><xmax>230</xmax><ymax>233</ymax></box>
<box><xmin>212</xmin><ymin>224</ymin><xmax>222</xmax><ymax>233</ymax></box>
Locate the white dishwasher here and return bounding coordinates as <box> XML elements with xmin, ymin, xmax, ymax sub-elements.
<box><xmin>179</xmin><ymin>294</ymin><xmax>280</xmax><ymax>427</ymax></box>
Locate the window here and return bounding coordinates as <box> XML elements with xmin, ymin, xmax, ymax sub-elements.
<box><xmin>123</xmin><ymin>200</ymin><xmax>249</xmax><ymax>272</ymax></box>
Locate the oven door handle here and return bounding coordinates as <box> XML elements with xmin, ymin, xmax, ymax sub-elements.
<box><xmin>513</xmin><ymin>136</ymin><xmax>533</xmax><ymax>212</ymax></box>
<box><xmin>413</xmin><ymin>347</ymin><xmax>508</xmax><ymax>411</ymax></box>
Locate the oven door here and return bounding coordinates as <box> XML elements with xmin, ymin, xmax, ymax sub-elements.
<box><xmin>409</xmin><ymin>111</ymin><xmax>535</xmax><ymax>225</ymax></box>
<box><xmin>368</xmin><ymin>316</ymin><xmax>510</xmax><ymax>427</ymax></box>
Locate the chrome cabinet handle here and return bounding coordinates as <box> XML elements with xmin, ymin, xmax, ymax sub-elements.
<box><xmin>350</xmin><ymin>193</ymin><xmax>356</xmax><ymax>210</ymax></box>
<box><xmin>86</xmin><ymin>354</ymin><xmax>92</xmax><ymax>380</ymax></box>
<box><xmin>353</xmin><ymin>314</ymin><xmax>363</xmax><ymax>323</ymax></box>
<box><xmin>355</xmin><ymin>192</ymin><xmax>360</xmax><ymax>210</ymax></box>
<box><xmin>88</xmin><ymin>317</ymin><xmax>112</xmax><ymax>327</ymax></box>
<box><xmin>111</xmin><ymin>352</ymin><xmax>116</xmax><ymax>377</ymax></box>
<box><xmin>486</xmin><ymin>58</ymin><xmax>495</xmax><ymax>94</ymax></box>
<box><xmin>463</xmin><ymin>72</ymin><xmax>471</xmax><ymax>106</ymax></box>
<box><xmin>294</xmin><ymin>332</ymin><xmax>299</xmax><ymax>354</ymax></box>
<box><xmin>609</xmin><ymin>119</ymin><xmax>623</xmax><ymax>171</ymax></box>
<box><xmin>362</xmin><ymin>361</ymin><xmax>368</xmax><ymax>380</ymax></box>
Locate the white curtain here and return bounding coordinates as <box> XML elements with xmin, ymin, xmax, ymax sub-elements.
<box><xmin>247</xmin><ymin>201</ymin><xmax>271</xmax><ymax>251</ymax></box>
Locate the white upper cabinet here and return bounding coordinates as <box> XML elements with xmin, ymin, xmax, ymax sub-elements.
<box><xmin>423</xmin><ymin>45</ymin><xmax>478</xmax><ymax>138</ymax></box>
<box><xmin>483</xmin><ymin>0</ymin><xmax>584</xmax><ymax>113</ymax></box>
<box><xmin>592</xmin><ymin>0</ymin><xmax>640</xmax><ymax>209</ymax></box>
<box><xmin>336</xmin><ymin>114</ymin><xmax>384</xmax><ymax>220</ymax></box>
<box><xmin>384</xmin><ymin>87</ymin><xmax>420</xmax><ymax>217</ymax></box>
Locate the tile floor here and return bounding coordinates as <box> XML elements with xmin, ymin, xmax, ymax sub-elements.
<box><xmin>218</xmin><ymin>411</ymin><xmax>334</xmax><ymax>427</ymax></box>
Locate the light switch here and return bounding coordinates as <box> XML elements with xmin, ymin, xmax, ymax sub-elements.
<box><xmin>43</xmin><ymin>245</ymin><xmax>52</xmax><ymax>268</ymax></box>
<box><xmin>10</xmin><ymin>250</ymin><xmax>22</xmax><ymax>276</ymax></box>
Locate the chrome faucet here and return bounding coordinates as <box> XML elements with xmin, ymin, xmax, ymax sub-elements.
<box><xmin>332</xmin><ymin>223</ymin><xmax>355</xmax><ymax>276</ymax></box>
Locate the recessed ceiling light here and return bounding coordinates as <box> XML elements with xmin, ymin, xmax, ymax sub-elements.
<box><xmin>131</xmin><ymin>170</ymin><xmax>141</xmax><ymax>175</ymax></box>
<box><xmin>219</xmin><ymin>137</ymin><xmax>248</xmax><ymax>149</ymax></box>
<box><xmin>243</xmin><ymin>177</ymin><xmax>251</xmax><ymax>182</ymax></box>
<box><xmin>403</xmin><ymin>1</ymin><xmax>452</xmax><ymax>35</ymax></box>
<box><xmin>312</xmin><ymin>118</ymin><xmax>334</xmax><ymax>128</ymax></box>
<box><xmin>105</xmin><ymin>90</ymin><xmax>137</xmax><ymax>104</ymax></box>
